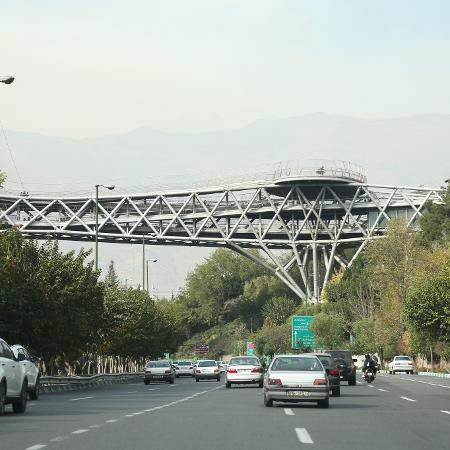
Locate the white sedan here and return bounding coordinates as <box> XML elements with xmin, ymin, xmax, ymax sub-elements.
<box><xmin>388</xmin><ymin>355</ymin><xmax>415</xmax><ymax>374</ymax></box>
<box><xmin>10</xmin><ymin>345</ymin><xmax>40</xmax><ymax>400</ymax></box>
<box><xmin>225</xmin><ymin>356</ymin><xmax>264</xmax><ymax>388</ymax></box>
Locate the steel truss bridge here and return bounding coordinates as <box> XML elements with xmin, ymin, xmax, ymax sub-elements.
<box><xmin>0</xmin><ymin>161</ymin><xmax>444</xmax><ymax>302</ymax></box>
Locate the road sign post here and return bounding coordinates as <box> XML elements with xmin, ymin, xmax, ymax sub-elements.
<box><xmin>291</xmin><ymin>316</ymin><xmax>315</xmax><ymax>350</ymax></box>
<box><xmin>246</xmin><ymin>341</ymin><xmax>255</xmax><ymax>356</ymax></box>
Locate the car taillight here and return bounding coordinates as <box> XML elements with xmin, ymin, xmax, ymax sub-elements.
<box><xmin>329</xmin><ymin>368</ymin><xmax>339</xmax><ymax>376</ymax></box>
<box><xmin>196</xmin><ymin>369</ymin><xmax>201</xmax><ymax>374</ymax></box>
<box><xmin>251</xmin><ymin>367</ymin><xmax>263</xmax><ymax>373</ymax></box>
<box><xmin>314</xmin><ymin>378</ymin><xmax>327</xmax><ymax>385</ymax></box>
<box><xmin>268</xmin><ymin>378</ymin><xmax>282</xmax><ymax>385</ymax></box>
<box><xmin>227</xmin><ymin>368</ymin><xmax>237</xmax><ymax>373</ymax></box>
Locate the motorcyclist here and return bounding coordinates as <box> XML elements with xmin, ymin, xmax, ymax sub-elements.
<box><xmin>362</xmin><ymin>354</ymin><xmax>376</xmax><ymax>379</ymax></box>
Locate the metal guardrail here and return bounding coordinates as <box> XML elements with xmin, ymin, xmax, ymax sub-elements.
<box><xmin>40</xmin><ymin>372</ymin><xmax>144</xmax><ymax>393</ymax></box>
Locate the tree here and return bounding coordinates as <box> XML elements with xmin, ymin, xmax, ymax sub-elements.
<box><xmin>254</xmin><ymin>323</ymin><xmax>291</xmax><ymax>356</ymax></box>
<box><xmin>404</xmin><ymin>267</ymin><xmax>450</xmax><ymax>344</ymax></box>
<box><xmin>310</xmin><ymin>313</ymin><xmax>345</xmax><ymax>349</ymax></box>
<box><xmin>350</xmin><ymin>318</ymin><xmax>376</xmax><ymax>354</ymax></box>
<box><xmin>0</xmin><ymin>170</ymin><xmax>5</xmax><ymax>187</ymax></box>
<box><xmin>262</xmin><ymin>295</ymin><xmax>296</xmax><ymax>326</ymax></box>
<box><xmin>104</xmin><ymin>260</ymin><xmax>120</xmax><ymax>288</ymax></box>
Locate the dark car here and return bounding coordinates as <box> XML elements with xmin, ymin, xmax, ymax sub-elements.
<box><xmin>313</xmin><ymin>353</ymin><xmax>341</xmax><ymax>396</ymax></box>
<box><xmin>323</xmin><ymin>350</ymin><xmax>356</xmax><ymax>386</ymax></box>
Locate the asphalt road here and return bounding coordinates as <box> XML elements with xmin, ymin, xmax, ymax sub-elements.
<box><xmin>1</xmin><ymin>373</ymin><xmax>449</xmax><ymax>450</ymax></box>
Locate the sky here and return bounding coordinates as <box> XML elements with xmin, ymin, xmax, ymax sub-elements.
<box><xmin>1</xmin><ymin>0</ymin><xmax>450</xmax><ymax>137</ymax></box>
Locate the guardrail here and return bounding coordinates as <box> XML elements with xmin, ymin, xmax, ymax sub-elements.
<box><xmin>40</xmin><ymin>372</ymin><xmax>144</xmax><ymax>393</ymax></box>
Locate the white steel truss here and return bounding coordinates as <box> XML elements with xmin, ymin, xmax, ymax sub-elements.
<box><xmin>0</xmin><ymin>179</ymin><xmax>443</xmax><ymax>302</ymax></box>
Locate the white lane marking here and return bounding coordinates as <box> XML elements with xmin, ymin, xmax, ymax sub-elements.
<box><xmin>69</xmin><ymin>396</ymin><xmax>95</xmax><ymax>402</ymax></box>
<box><xmin>126</xmin><ymin>391</ymin><xmax>138</xmax><ymax>394</ymax></box>
<box><xmin>295</xmin><ymin>428</ymin><xmax>314</xmax><ymax>444</ymax></box>
<box><xmin>400</xmin><ymin>377</ymin><xmax>450</xmax><ymax>389</ymax></box>
<box><xmin>368</xmin><ymin>385</ymin><xmax>374</xmax><ymax>388</ymax></box>
<box><xmin>284</xmin><ymin>408</ymin><xmax>295</xmax><ymax>416</ymax></box>
<box><xmin>356</xmin><ymin>381</ymin><xmax>362</xmax><ymax>385</ymax></box>
<box><xmin>27</xmin><ymin>403</ymin><xmax>37</xmax><ymax>407</ymax></box>
<box><xmin>49</xmin><ymin>437</ymin><xmax>68</xmax><ymax>443</ymax></box>
<box><xmin>105</xmin><ymin>419</ymin><xmax>118</xmax><ymax>423</ymax></box>
<box><xmin>378</xmin><ymin>388</ymin><xmax>389</xmax><ymax>392</ymax></box>
<box><xmin>125</xmin><ymin>414</ymin><xmax>134</xmax><ymax>417</ymax></box>
<box><xmin>400</xmin><ymin>396</ymin><xmax>416</xmax><ymax>402</ymax></box>
<box><xmin>148</xmin><ymin>388</ymin><xmax>160</xmax><ymax>391</ymax></box>
<box><xmin>71</xmin><ymin>429</ymin><xmax>90</xmax><ymax>434</ymax></box>
<box><xmin>89</xmin><ymin>424</ymin><xmax>101</xmax><ymax>428</ymax></box>
<box><xmin>26</xmin><ymin>445</ymin><xmax>47</xmax><ymax>450</ymax></box>
<box><xmin>441</xmin><ymin>410</ymin><xmax>450</xmax><ymax>415</ymax></box>
<box><xmin>128</xmin><ymin>383</ymin><xmax>141</xmax><ymax>386</ymax></box>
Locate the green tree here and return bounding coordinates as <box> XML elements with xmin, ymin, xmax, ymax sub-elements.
<box><xmin>104</xmin><ymin>260</ymin><xmax>120</xmax><ymax>288</ymax></box>
<box><xmin>350</xmin><ymin>318</ymin><xmax>376</xmax><ymax>354</ymax></box>
<box><xmin>0</xmin><ymin>170</ymin><xmax>5</xmax><ymax>186</ymax></box>
<box><xmin>262</xmin><ymin>295</ymin><xmax>296</xmax><ymax>325</ymax></box>
<box><xmin>310</xmin><ymin>313</ymin><xmax>345</xmax><ymax>349</ymax></box>
<box><xmin>254</xmin><ymin>323</ymin><xmax>291</xmax><ymax>356</ymax></box>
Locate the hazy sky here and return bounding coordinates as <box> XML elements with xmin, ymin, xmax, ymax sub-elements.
<box><xmin>1</xmin><ymin>0</ymin><xmax>450</xmax><ymax>137</ymax></box>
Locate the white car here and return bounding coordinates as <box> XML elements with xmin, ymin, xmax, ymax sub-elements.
<box><xmin>195</xmin><ymin>360</ymin><xmax>221</xmax><ymax>382</ymax></box>
<box><xmin>173</xmin><ymin>360</ymin><xmax>195</xmax><ymax>377</ymax></box>
<box><xmin>263</xmin><ymin>354</ymin><xmax>330</xmax><ymax>408</ymax></box>
<box><xmin>389</xmin><ymin>355</ymin><xmax>415</xmax><ymax>374</ymax></box>
<box><xmin>225</xmin><ymin>356</ymin><xmax>263</xmax><ymax>388</ymax></box>
<box><xmin>10</xmin><ymin>345</ymin><xmax>40</xmax><ymax>400</ymax></box>
<box><xmin>0</xmin><ymin>338</ymin><xmax>28</xmax><ymax>415</ymax></box>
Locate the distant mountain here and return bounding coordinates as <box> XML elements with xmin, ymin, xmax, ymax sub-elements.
<box><xmin>1</xmin><ymin>114</ymin><xmax>449</xmax><ymax>290</ymax></box>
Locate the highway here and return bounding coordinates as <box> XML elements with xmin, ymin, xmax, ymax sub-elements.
<box><xmin>1</xmin><ymin>374</ymin><xmax>449</xmax><ymax>450</ymax></box>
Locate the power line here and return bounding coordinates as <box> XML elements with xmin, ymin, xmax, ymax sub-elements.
<box><xmin>0</xmin><ymin>119</ymin><xmax>25</xmax><ymax>191</ymax></box>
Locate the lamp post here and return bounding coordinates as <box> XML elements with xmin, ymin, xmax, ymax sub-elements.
<box><xmin>146</xmin><ymin>259</ymin><xmax>158</xmax><ymax>294</ymax></box>
<box><xmin>0</xmin><ymin>75</ymin><xmax>14</xmax><ymax>85</ymax></box>
<box><xmin>95</xmin><ymin>184</ymin><xmax>115</xmax><ymax>271</ymax></box>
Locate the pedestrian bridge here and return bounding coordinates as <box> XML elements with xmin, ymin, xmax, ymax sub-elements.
<box><xmin>0</xmin><ymin>160</ymin><xmax>444</xmax><ymax>302</ymax></box>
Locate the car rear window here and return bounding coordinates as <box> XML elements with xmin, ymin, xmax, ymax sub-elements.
<box><xmin>146</xmin><ymin>361</ymin><xmax>170</xmax><ymax>368</ymax></box>
<box><xmin>326</xmin><ymin>351</ymin><xmax>351</xmax><ymax>362</ymax></box>
<box><xmin>395</xmin><ymin>356</ymin><xmax>411</xmax><ymax>361</ymax></box>
<box><xmin>176</xmin><ymin>361</ymin><xmax>192</xmax><ymax>365</ymax></box>
<box><xmin>316</xmin><ymin>356</ymin><xmax>333</xmax><ymax>367</ymax></box>
<box><xmin>271</xmin><ymin>357</ymin><xmax>322</xmax><ymax>372</ymax></box>
<box><xmin>229</xmin><ymin>357</ymin><xmax>260</xmax><ymax>366</ymax></box>
<box><xmin>198</xmin><ymin>360</ymin><xmax>216</xmax><ymax>367</ymax></box>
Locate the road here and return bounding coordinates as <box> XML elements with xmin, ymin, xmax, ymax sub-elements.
<box><xmin>1</xmin><ymin>373</ymin><xmax>449</xmax><ymax>450</ymax></box>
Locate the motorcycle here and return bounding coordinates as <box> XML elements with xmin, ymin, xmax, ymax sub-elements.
<box><xmin>364</xmin><ymin>370</ymin><xmax>375</xmax><ymax>383</ymax></box>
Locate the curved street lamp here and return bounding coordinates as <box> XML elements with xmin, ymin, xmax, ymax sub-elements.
<box><xmin>146</xmin><ymin>258</ymin><xmax>158</xmax><ymax>294</ymax></box>
<box><xmin>95</xmin><ymin>184</ymin><xmax>115</xmax><ymax>270</ymax></box>
<box><xmin>0</xmin><ymin>76</ymin><xmax>15</xmax><ymax>85</ymax></box>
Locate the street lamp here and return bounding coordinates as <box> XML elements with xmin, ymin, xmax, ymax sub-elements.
<box><xmin>146</xmin><ymin>259</ymin><xmax>158</xmax><ymax>294</ymax></box>
<box><xmin>0</xmin><ymin>75</ymin><xmax>14</xmax><ymax>85</ymax></box>
<box><xmin>95</xmin><ymin>184</ymin><xmax>115</xmax><ymax>271</ymax></box>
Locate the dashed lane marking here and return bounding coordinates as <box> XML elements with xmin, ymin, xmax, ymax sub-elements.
<box><xmin>125</xmin><ymin>414</ymin><xmax>134</xmax><ymax>417</ymax></box>
<box><xmin>69</xmin><ymin>396</ymin><xmax>95</xmax><ymax>401</ymax></box>
<box><xmin>378</xmin><ymin>389</ymin><xmax>389</xmax><ymax>392</ymax></box>
<box><xmin>399</xmin><ymin>377</ymin><xmax>450</xmax><ymax>389</ymax></box>
<box><xmin>125</xmin><ymin>391</ymin><xmax>138</xmax><ymax>394</ymax></box>
<box><xmin>400</xmin><ymin>396</ymin><xmax>416</xmax><ymax>402</ymax></box>
<box><xmin>295</xmin><ymin>428</ymin><xmax>314</xmax><ymax>444</ymax></box>
<box><xmin>367</xmin><ymin>385</ymin><xmax>374</xmax><ymax>388</ymax></box>
<box><xmin>284</xmin><ymin>408</ymin><xmax>295</xmax><ymax>416</ymax></box>
<box><xmin>89</xmin><ymin>424</ymin><xmax>102</xmax><ymax>428</ymax></box>
<box><xmin>105</xmin><ymin>419</ymin><xmax>118</xmax><ymax>423</ymax></box>
<box><xmin>148</xmin><ymin>388</ymin><xmax>160</xmax><ymax>391</ymax></box>
<box><xmin>356</xmin><ymin>381</ymin><xmax>362</xmax><ymax>385</ymax></box>
<box><xmin>441</xmin><ymin>410</ymin><xmax>450</xmax><ymax>415</ymax></box>
<box><xmin>71</xmin><ymin>429</ymin><xmax>90</xmax><ymax>434</ymax></box>
<box><xmin>49</xmin><ymin>437</ymin><xmax>68</xmax><ymax>443</ymax></box>
<box><xmin>25</xmin><ymin>445</ymin><xmax>47</xmax><ymax>450</ymax></box>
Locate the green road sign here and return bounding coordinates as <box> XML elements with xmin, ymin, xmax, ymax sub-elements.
<box><xmin>291</xmin><ymin>316</ymin><xmax>315</xmax><ymax>349</ymax></box>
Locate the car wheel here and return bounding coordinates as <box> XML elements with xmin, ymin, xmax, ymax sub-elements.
<box><xmin>388</xmin><ymin>370</ymin><xmax>392</xmax><ymax>374</ymax></box>
<box><xmin>170</xmin><ymin>378</ymin><xmax>174</xmax><ymax>384</ymax></box>
<box><xmin>216</xmin><ymin>376</ymin><xmax>220</xmax><ymax>382</ymax></box>
<box><xmin>263</xmin><ymin>393</ymin><xmax>273</xmax><ymax>407</ymax></box>
<box><xmin>393</xmin><ymin>371</ymin><xmax>396</xmax><ymax>375</ymax></box>
<box><xmin>226</xmin><ymin>382</ymin><xmax>231</xmax><ymax>389</ymax></box>
<box><xmin>348</xmin><ymin>377</ymin><xmax>356</xmax><ymax>386</ymax></box>
<box><xmin>0</xmin><ymin>382</ymin><xmax>6</xmax><ymax>416</ymax></box>
<box><xmin>12</xmin><ymin>381</ymin><xmax>28</xmax><ymax>414</ymax></box>
<box><xmin>144</xmin><ymin>380</ymin><xmax>150</xmax><ymax>385</ymax></box>
<box><xmin>258</xmin><ymin>381</ymin><xmax>263</xmax><ymax>388</ymax></box>
<box><xmin>332</xmin><ymin>387</ymin><xmax>341</xmax><ymax>397</ymax></box>
<box><xmin>318</xmin><ymin>398</ymin><xmax>330</xmax><ymax>408</ymax></box>
<box><xmin>195</xmin><ymin>377</ymin><xmax>199</xmax><ymax>383</ymax></box>
<box><xmin>29</xmin><ymin>377</ymin><xmax>40</xmax><ymax>400</ymax></box>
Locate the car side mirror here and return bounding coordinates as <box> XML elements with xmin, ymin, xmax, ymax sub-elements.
<box><xmin>17</xmin><ymin>353</ymin><xmax>27</xmax><ymax>362</ymax></box>
<box><xmin>352</xmin><ymin>359</ymin><xmax>357</xmax><ymax>362</ymax></box>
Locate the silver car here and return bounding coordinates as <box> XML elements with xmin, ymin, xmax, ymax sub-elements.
<box><xmin>173</xmin><ymin>360</ymin><xmax>195</xmax><ymax>377</ymax></box>
<box><xmin>195</xmin><ymin>360</ymin><xmax>221</xmax><ymax>382</ymax></box>
<box><xmin>10</xmin><ymin>345</ymin><xmax>40</xmax><ymax>400</ymax></box>
<box><xmin>144</xmin><ymin>360</ymin><xmax>175</xmax><ymax>384</ymax></box>
<box><xmin>263</xmin><ymin>354</ymin><xmax>330</xmax><ymax>408</ymax></box>
<box><xmin>225</xmin><ymin>356</ymin><xmax>263</xmax><ymax>388</ymax></box>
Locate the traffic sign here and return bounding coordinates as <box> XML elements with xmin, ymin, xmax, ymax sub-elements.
<box><xmin>195</xmin><ymin>343</ymin><xmax>209</xmax><ymax>354</ymax></box>
<box><xmin>246</xmin><ymin>341</ymin><xmax>255</xmax><ymax>356</ymax></box>
<box><xmin>291</xmin><ymin>316</ymin><xmax>315</xmax><ymax>349</ymax></box>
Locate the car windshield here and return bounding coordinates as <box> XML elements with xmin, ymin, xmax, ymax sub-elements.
<box><xmin>198</xmin><ymin>361</ymin><xmax>216</xmax><ymax>367</ymax></box>
<box><xmin>271</xmin><ymin>357</ymin><xmax>322</xmax><ymax>372</ymax></box>
<box><xmin>316</xmin><ymin>356</ymin><xmax>332</xmax><ymax>367</ymax></box>
<box><xmin>146</xmin><ymin>361</ymin><xmax>170</xmax><ymax>368</ymax></box>
<box><xmin>395</xmin><ymin>356</ymin><xmax>411</xmax><ymax>361</ymax></box>
<box><xmin>229</xmin><ymin>357</ymin><xmax>260</xmax><ymax>366</ymax></box>
<box><xmin>326</xmin><ymin>351</ymin><xmax>350</xmax><ymax>361</ymax></box>
<box><xmin>176</xmin><ymin>361</ymin><xmax>192</xmax><ymax>366</ymax></box>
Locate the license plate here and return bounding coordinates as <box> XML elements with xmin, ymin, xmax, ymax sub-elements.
<box><xmin>240</xmin><ymin>370</ymin><xmax>250</xmax><ymax>373</ymax></box>
<box><xmin>153</xmin><ymin>376</ymin><xmax>163</xmax><ymax>379</ymax></box>
<box><xmin>287</xmin><ymin>390</ymin><xmax>310</xmax><ymax>397</ymax></box>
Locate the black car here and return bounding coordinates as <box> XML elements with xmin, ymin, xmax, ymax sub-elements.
<box><xmin>324</xmin><ymin>350</ymin><xmax>356</xmax><ymax>386</ymax></box>
<box><xmin>314</xmin><ymin>353</ymin><xmax>341</xmax><ymax>396</ymax></box>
